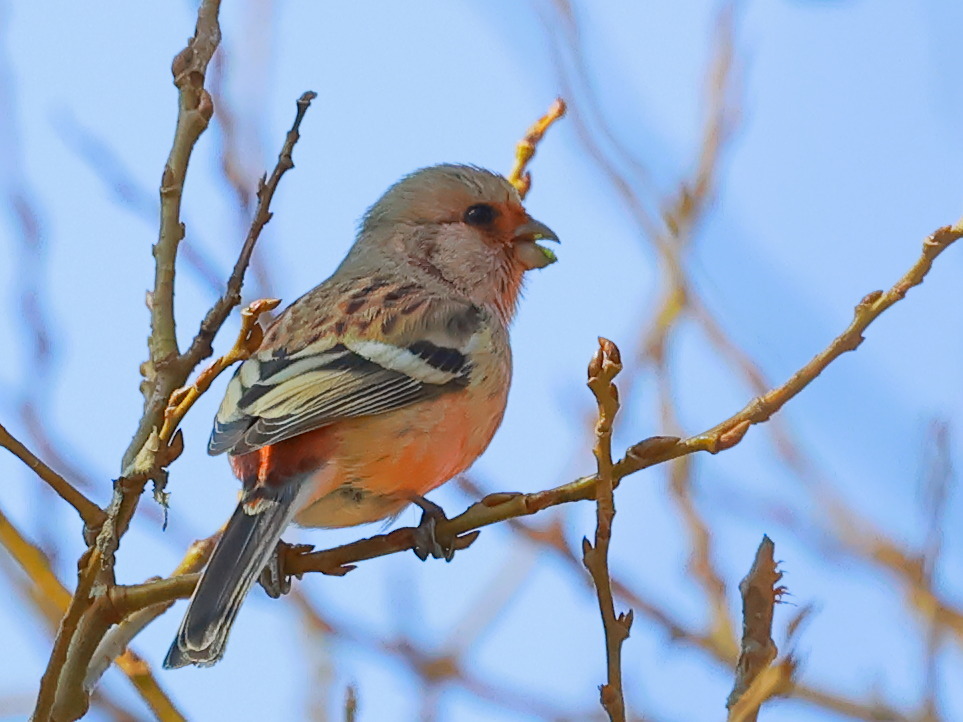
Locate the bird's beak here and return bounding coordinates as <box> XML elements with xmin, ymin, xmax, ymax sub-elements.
<box><xmin>512</xmin><ymin>218</ymin><xmax>559</xmax><ymax>269</ymax></box>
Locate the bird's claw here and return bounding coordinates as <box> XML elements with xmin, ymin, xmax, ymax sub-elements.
<box><xmin>410</xmin><ymin>496</ymin><xmax>479</xmax><ymax>562</ymax></box>
<box><xmin>258</xmin><ymin>540</ymin><xmax>312</xmax><ymax>598</ymax></box>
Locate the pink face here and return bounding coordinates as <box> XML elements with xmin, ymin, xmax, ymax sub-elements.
<box><xmin>460</xmin><ymin>199</ymin><xmax>559</xmax><ymax>271</ymax></box>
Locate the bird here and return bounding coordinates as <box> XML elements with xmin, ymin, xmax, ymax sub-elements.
<box><xmin>164</xmin><ymin>164</ymin><xmax>558</xmax><ymax>668</ymax></box>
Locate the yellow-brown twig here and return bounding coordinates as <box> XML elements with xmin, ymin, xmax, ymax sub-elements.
<box><xmin>617</xmin><ymin>223</ymin><xmax>963</xmax><ymax>478</ymax></box>
<box><xmin>727</xmin><ymin>659</ymin><xmax>796</xmax><ymax>722</ymax></box>
<box><xmin>0</xmin><ymin>422</ymin><xmax>105</xmax><ymax>529</ymax></box>
<box><xmin>159</xmin><ymin>297</ymin><xmax>280</xmax><ymax>444</ymax></box>
<box><xmin>507</xmin><ymin>98</ymin><xmax>567</xmax><ymax>199</ymax></box>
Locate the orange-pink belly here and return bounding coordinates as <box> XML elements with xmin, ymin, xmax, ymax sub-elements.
<box><xmin>293</xmin><ymin>387</ymin><xmax>507</xmax><ymax>528</ymax></box>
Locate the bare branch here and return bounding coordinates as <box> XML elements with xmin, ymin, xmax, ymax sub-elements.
<box><xmin>726</xmin><ymin>536</ymin><xmax>784</xmax><ymax>721</ymax></box>
<box><xmin>149</xmin><ymin>0</ymin><xmax>222</xmax><ymax>369</ymax></box>
<box><xmin>0</xmin><ymin>422</ymin><xmax>104</xmax><ymax>529</ymax></box>
<box><xmin>0</xmin><ymin>506</ymin><xmax>184</xmax><ymax>720</ymax></box>
<box><xmin>582</xmin><ymin>338</ymin><xmax>632</xmax><ymax>721</ymax></box>
<box><xmin>617</xmin><ymin>223</ymin><xmax>963</xmax><ymax>478</ymax></box>
<box><xmin>159</xmin><ymin>297</ymin><xmax>280</xmax><ymax>445</ymax></box>
<box><xmin>32</xmin><ymin>4</ymin><xmax>225</xmax><ymax>719</ymax></box>
<box><xmin>181</xmin><ymin>90</ymin><xmax>317</xmax><ymax>371</ymax></box>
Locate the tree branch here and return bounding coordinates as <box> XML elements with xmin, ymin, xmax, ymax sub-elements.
<box><xmin>582</xmin><ymin>338</ymin><xmax>632</xmax><ymax>721</ymax></box>
<box><xmin>181</xmin><ymin>90</ymin><xmax>317</xmax><ymax>371</ymax></box>
<box><xmin>615</xmin><ymin>222</ymin><xmax>963</xmax><ymax>478</ymax></box>
<box><xmin>726</xmin><ymin>536</ymin><xmax>784</xmax><ymax>721</ymax></box>
<box><xmin>0</xmin><ymin>506</ymin><xmax>184</xmax><ymax>721</ymax></box>
<box><xmin>32</xmin><ymin>4</ymin><xmax>224</xmax><ymax>719</ymax></box>
<box><xmin>148</xmin><ymin>0</ymin><xmax>221</xmax><ymax>373</ymax></box>
<box><xmin>0</xmin><ymin>422</ymin><xmax>104</xmax><ymax>529</ymax></box>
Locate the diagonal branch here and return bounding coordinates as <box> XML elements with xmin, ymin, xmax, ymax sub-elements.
<box><xmin>0</xmin><ymin>422</ymin><xmax>104</xmax><ymax>529</ymax></box>
<box><xmin>181</xmin><ymin>89</ymin><xmax>317</xmax><ymax>371</ymax></box>
<box><xmin>615</xmin><ymin>222</ymin><xmax>963</xmax><ymax>478</ymax></box>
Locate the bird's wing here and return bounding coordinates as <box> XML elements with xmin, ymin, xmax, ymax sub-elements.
<box><xmin>208</xmin><ymin>298</ymin><xmax>485</xmax><ymax>456</ymax></box>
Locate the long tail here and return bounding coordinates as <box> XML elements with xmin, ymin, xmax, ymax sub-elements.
<box><xmin>164</xmin><ymin>481</ymin><xmax>307</xmax><ymax>669</ymax></box>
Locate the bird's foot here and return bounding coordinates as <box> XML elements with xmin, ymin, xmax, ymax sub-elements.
<box><xmin>410</xmin><ymin>496</ymin><xmax>480</xmax><ymax>562</ymax></box>
<box><xmin>259</xmin><ymin>539</ymin><xmax>313</xmax><ymax>598</ymax></box>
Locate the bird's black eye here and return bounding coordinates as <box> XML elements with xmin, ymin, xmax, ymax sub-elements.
<box><xmin>463</xmin><ymin>203</ymin><xmax>497</xmax><ymax>226</ymax></box>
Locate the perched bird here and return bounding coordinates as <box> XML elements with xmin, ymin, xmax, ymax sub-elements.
<box><xmin>164</xmin><ymin>164</ymin><xmax>558</xmax><ymax>668</ymax></box>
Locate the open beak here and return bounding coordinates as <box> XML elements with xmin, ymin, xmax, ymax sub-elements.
<box><xmin>513</xmin><ymin>218</ymin><xmax>559</xmax><ymax>269</ymax></box>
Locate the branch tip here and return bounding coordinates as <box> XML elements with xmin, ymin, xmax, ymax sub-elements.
<box><xmin>507</xmin><ymin>97</ymin><xmax>567</xmax><ymax>199</ymax></box>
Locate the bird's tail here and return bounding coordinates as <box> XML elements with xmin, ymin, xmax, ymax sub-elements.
<box><xmin>163</xmin><ymin>480</ymin><xmax>308</xmax><ymax>669</ymax></box>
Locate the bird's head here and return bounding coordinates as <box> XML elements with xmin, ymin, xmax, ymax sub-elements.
<box><xmin>354</xmin><ymin>164</ymin><xmax>559</xmax><ymax>322</ymax></box>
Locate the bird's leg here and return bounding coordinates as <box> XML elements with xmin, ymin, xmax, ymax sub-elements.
<box><xmin>410</xmin><ymin>495</ymin><xmax>480</xmax><ymax>562</ymax></box>
<box><xmin>258</xmin><ymin>539</ymin><xmax>313</xmax><ymax>598</ymax></box>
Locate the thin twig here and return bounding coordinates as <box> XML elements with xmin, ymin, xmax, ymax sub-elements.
<box><xmin>180</xmin><ymin>90</ymin><xmax>317</xmax><ymax>371</ymax></box>
<box><xmin>0</xmin><ymin>422</ymin><xmax>104</xmax><ymax>529</ymax></box>
<box><xmin>159</xmin><ymin>297</ymin><xmax>280</xmax><ymax>444</ymax></box>
<box><xmin>616</xmin><ymin>223</ymin><xmax>963</xmax><ymax>478</ymax></box>
<box><xmin>582</xmin><ymin>338</ymin><xmax>632</xmax><ymax>721</ymax></box>
<box><xmin>506</xmin><ymin>97</ymin><xmax>566</xmax><ymax>199</ymax></box>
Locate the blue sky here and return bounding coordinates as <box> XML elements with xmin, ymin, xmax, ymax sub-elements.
<box><xmin>1</xmin><ymin>1</ymin><xmax>962</xmax><ymax>720</ymax></box>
